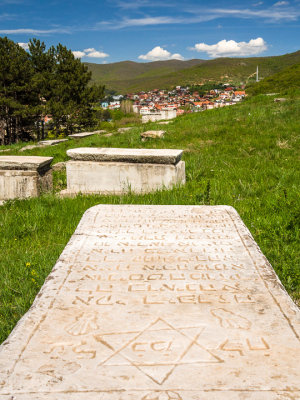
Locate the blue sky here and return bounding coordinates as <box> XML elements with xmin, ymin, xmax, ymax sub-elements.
<box><xmin>0</xmin><ymin>0</ymin><xmax>299</xmax><ymax>63</ymax></box>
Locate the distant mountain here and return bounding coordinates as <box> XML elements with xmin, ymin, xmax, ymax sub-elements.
<box><xmin>85</xmin><ymin>59</ymin><xmax>206</xmax><ymax>92</ymax></box>
<box><xmin>246</xmin><ymin>63</ymin><xmax>300</xmax><ymax>95</ymax></box>
<box><xmin>85</xmin><ymin>51</ymin><xmax>300</xmax><ymax>93</ymax></box>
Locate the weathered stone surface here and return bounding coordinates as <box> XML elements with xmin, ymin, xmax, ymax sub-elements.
<box><xmin>0</xmin><ymin>149</ymin><xmax>11</xmax><ymax>153</ymax></box>
<box><xmin>158</xmin><ymin>121</ymin><xmax>172</xmax><ymax>125</ymax></box>
<box><xmin>62</xmin><ymin>160</ymin><xmax>185</xmax><ymax>195</ymax></box>
<box><xmin>0</xmin><ymin>156</ymin><xmax>53</xmax><ymax>200</ymax></box>
<box><xmin>67</xmin><ymin>147</ymin><xmax>183</xmax><ymax>165</ymax></box>
<box><xmin>274</xmin><ymin>98</ymin><xmax>287</xmax><ymax>102</ymax></box>
<box><xmin>118</xmin><ymin>127</ymin><xmax>133</xmax><ymax>133</ymax></box>
<box><xmin>19</xmin><ymin>144</ymin><xmax>45</xmax><ymax>152</ymax></box>
<box><xmin>0</xmin><ymin>205</ymin><xmax>299</xmax><ymax>400</ymax></box>
<box><xmin>141</xmin><ymin>130</ymin><xmax>165</xmax><ymax>139</ymax></box>
<box><xmin>38</xmin><ymin>139</ymin><xmax>68</xmax><ymax>146</ymax></box>
<box><xmin>0</xmin><ymin>156</ymin><xmax>53</xmax><ymax>171</ymax></box>
<box><xmin>69</xmin><ymin>131</ymin><xmax>104</xmax><ymax>138</ymax></box>
<box><xmin>52</xmin><ymin>162</ymin><xmax>67</xmax><ymax>171</ymax></box>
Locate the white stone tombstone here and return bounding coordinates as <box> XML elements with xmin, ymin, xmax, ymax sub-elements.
<box><xmin>0</xmin><ymin>205</ymin><xmax>299</xmax><ymax>400</ymax></box>
<box><xmin>69</xmin><ymin>131</ymin><xmax>105</xmax><ymax>139</ymax></box>
<box><xmin>0</xmin><ymin>156</ymin><xmax>53</xmax><ymax>200</ymax></box>
<box><xmin>62</xmin><ymin>148</ymin><xmax>185</xmax><ymax>196</ymax></box>
<box><xmin>38</xmin><ymin>139</ymin><xmax>68</xmax><ymax>146</ymax></box>
<box><xmin>141</xmin><ymin>130</ymin><xmax>165</xmax><ymax>140</ymax></box>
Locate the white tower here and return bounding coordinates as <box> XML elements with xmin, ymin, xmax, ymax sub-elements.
<box><xmin>256</xmin><ymin>65</ymin><xmax>259</xmax><ymax>82</ymax></box>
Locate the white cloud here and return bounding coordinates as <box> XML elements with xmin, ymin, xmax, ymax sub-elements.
<box><xmin>190</xmin><ymin>38</ymin><xmax>267</xmax><ymax>58</ymax></box>
<box><xmin>18</xmin><ymin>42</ymin><xmax>29</xmax><ymax>50</ymax></box>
<box><xmin>86</xmin><ymin>50</ymin><xmax>109</xmax><ymax>58</ymax></box>
<box><xmin>0</xmin><ymin>28</ymin><xmax>70</xmax><ymax>34</ymax></box>
<box><xmin>72</xmin><ymin>50</ymin><xmax>86</xmax><ymax>58</ymax></box>
<box><xmin>273</xmin><ymin>1</ymin><xmax>289</xmax><ymax>5</ymax></box>
<box><xmin>72</xmin><ymin>48</ymin><xmax>109</xmax><ymax>59</ymax></box>
<box><xmin>84</xmin><ymin>48</ymin><xmax>96</xmax><ymax>53</ymax></box>
<box><xmin>138</xmin><ymin>46</ymin><xmax>184</xmax><ymax>61</ymax></box>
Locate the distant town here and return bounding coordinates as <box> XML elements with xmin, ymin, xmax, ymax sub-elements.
<box><xmin>101</xmin><ymin>85</ymin><xmax>246</xmax><ymax>122</ymax></box>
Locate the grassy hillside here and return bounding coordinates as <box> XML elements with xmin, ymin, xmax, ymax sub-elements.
<box><xmin>86</xmin><ymin>59</ymin><xmax>206</xmax><ymax>92</ymax></box>
<box><xmin>0</xmin><ymin>92</ymin><xmax>299</xmax><ymax>342</ymax></box>
<box><xmin>247</xmin><ymin>63</ymin><xmax>300</xmax><ymax>95</ymax></box>
<box><xmin>86</xmin><ymin>50</ymin><xmax>300</xmax><ymax>93</ymax></box>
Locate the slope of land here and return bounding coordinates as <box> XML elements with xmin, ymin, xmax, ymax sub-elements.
<box><xmin>86</xmin><ymin>51</ymin><xmax>300</xmax><ymax>93</ymax></box>
<box><xmin>1</xmin><ymin>92</ymin><xmax>299</xmax><ymax>342</ymax></box>
<box><xmin>247</xmin><ymin>63</ymin><xmax>300</xmax><ymax>95</ymax></box>
<box><xmin>86</xmin><ymin>59</ymin><xmax>206</xmax><ymax>92</ymax></box>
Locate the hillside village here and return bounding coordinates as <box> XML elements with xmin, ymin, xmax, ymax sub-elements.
<box><xmin>102</xmin><ymin>85</ymin><xmax>246</xmax><ymax>122</ymax></box>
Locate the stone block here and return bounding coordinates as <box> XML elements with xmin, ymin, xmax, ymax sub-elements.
<box><xmin>52</xmin><ymin>162</ymin><xmax>66</xmax><ymax>171</ymax></box>
<box><xmin>67</xmin><ymin>147</ymin><xmax>183</xmax><ymax>165</ymax></box>
<box><xmin>0</xmin><ymin>156</ymin><xmax>53</xmax><ymax>200</ymax></box>
<box><xmin>69</xmin><ymin>131</ymin><xmax>104</xmax><ymax>139</ymax></box>
<box><xmin>63</xmin><ymin>160</ymin><xmax>185</xmax><ymax>195</ymax></box>
<box><xmin>141</xmin><ymin>130</ymin><xmax>165</xmax><ymax>139</ymax></box>
<box><xmin>38</xmin><ymin>139</ymin><xmax>68</xmax><ymax>146</ymax></box>
<box><xmin>0</xmin><ymin>205</ymin><xmax>299</xmax><ymax>399</ymax></box>
<box><xmin>118</xmin><ymin>127</ymin><xmax>132</xmax><ymax>133</ymax></box>
<box><xmin>62</xmin><ymin>148</ymin><xmax>185</xmax><ymax>195</ymax></box>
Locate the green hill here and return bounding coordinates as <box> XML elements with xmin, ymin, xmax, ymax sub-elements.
<box><xmin>86</xmin><ymin>50</ymin><xmax>300</xmax><ymax>93</ymax></box>
<box><xmin>246</xmin><ymin>63</ymin><xmax>300</xmax><ymax>95</ymax></box>
<box><xmin>85</xmin><ymin>59</ymin><xmax>206</xmax><ymax>93</ymax></box>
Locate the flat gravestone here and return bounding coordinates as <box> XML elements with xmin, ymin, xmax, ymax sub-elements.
<box><xmin>38</xmin><ymin>139</ymin><xmax>68</xmax><ymax>146</ymax></box>
<box><xmin>0</xmin><ymin>205</ymin><xmax>299</xmax><ymax>400</ymax></box>
<box><xmin>0</xmin><ymin>156</ymin><xmax>53</xmax><ymax>200</ymax></box>
<box><xmin>62</xmin><ymin>148</ymin><xmax>185</xmax><ymax>195</ymax></box>
<box><xmin>141</xmin><ymin>130</ymin><xmax>165</xmax><ymax>140</ymax></box>
<box><xmin>118</xmin><ymin>127</ymin><xmax>133</xmax><ymax>133</ymax></box>
<box><xmin>69</xmin><ymin>131</ymin><xmax>105</xmax><ymax>139</ymax></box>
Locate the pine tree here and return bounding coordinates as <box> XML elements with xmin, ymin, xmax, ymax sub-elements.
<box><xmin>0</xmin><ymin>37</ymin><xmax>36</xmax><ymax>144</ymax></box>
<box><xmin>0</xmin><ymin>38</ymin><xmax>105</xmax><ymax>143</ymax></box>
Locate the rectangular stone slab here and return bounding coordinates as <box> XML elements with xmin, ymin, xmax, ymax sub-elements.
<box><xmin>69</xmin><ymin>131</ymin><xmax>102</xmax><ymax>138</ymax></box>
<box><xmin>0</xmin><ymin>156</ymin><xmax>53</xmax><ymax>171</ymax></box>
<box><xmin>0</xmin><ymin>156</ymin><xmax>53</xmax><ymax>200</ymax></box>
<box><xmin>38</xmin><ymin>139</ymin><xmax>68</xmax><ymax>146</ymax></box>
<box><xmin>63</xmin><ymin>160</ymin><xmax>185</xmax><ymax>195</ymax></box>
<box><xmin>0</xmin><ymin>205</ymin><xmax>299</xmax><ymax>400</ymax></box>
<box><xmin>67</xmin><ymin>147</ymin><xmax>183</xmax><ymax>165</ymax></box>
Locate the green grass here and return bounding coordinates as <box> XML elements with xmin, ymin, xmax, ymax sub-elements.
<box><xmin>0</xmin><ymin>93</ymin><xmax>299</xmax><ymax>343</ymax></box>
<box><xmin>247</xmin><ymin>63</ymin><xmax>300</xmax><ymax>95</ymax></box>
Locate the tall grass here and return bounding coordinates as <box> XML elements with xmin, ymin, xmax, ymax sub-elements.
<box><xmin>0</xmin><ymin>93</ymin><xmax>299</xmax><ymax>343</ymax></box>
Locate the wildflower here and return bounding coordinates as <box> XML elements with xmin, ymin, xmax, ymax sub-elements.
<box><xmin>31</xmin><ymin>269</ymin><xmax>37</xmax><ymax>276</ymax></box>
<box><xmin>26</xmin><ymin>262</ymin><xmax>31</xmax><ymax>268</ymax></box>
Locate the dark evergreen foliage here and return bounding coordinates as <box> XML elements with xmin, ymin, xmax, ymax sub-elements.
<box><xmin>0</xmin><ymin>37</ymin><xmax>105</xmax><ymax>144</ymax></box>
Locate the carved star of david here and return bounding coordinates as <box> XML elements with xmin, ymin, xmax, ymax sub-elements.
<box><xmin>96</xmin><ymin>318</ymin><xmax>223</xmax><ymax>385</ymax></box>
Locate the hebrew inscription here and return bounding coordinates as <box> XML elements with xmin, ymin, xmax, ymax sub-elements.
<box><xmin>0</xmin><ymin>205</ymin><xmax>299</xmax><ymax>400</ymax></box>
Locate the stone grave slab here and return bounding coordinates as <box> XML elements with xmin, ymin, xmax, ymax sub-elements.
<box><xmin>61</xmin><ymin>148</ymin><xmax>185</xmax><ymax>195</ymax></box>
<box><xmin>67</xmin><ymin>148</ymin><xmax>182</xmax><ymax>165</ymax></box>
<box><xmin>141</xmin><ymin>130</ymin><xmax>165</xmax><ymax>140</ymax></box>
<box><xmin>118</xmin><ymin>127</ymin><xmax>133</xmax><ymax>133</ymax></box>
<box><xmin>0</xmin><ymin>204</ymin><xmax>299</xmax><ymax>400</ymax></box>
<box><xmin>69</xmin><ymin>131</ymin><xmax>104</xmax><ymax>139</ymax></box>
<box><xmin>0</xmin><ymin>156</ymin><xmax>53</xmax><ymax>200</ymax></box>
<box><xmin>38</xmin><ymin>139</ymin><xmax>68</xmax><ymax>146</ymax></box>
